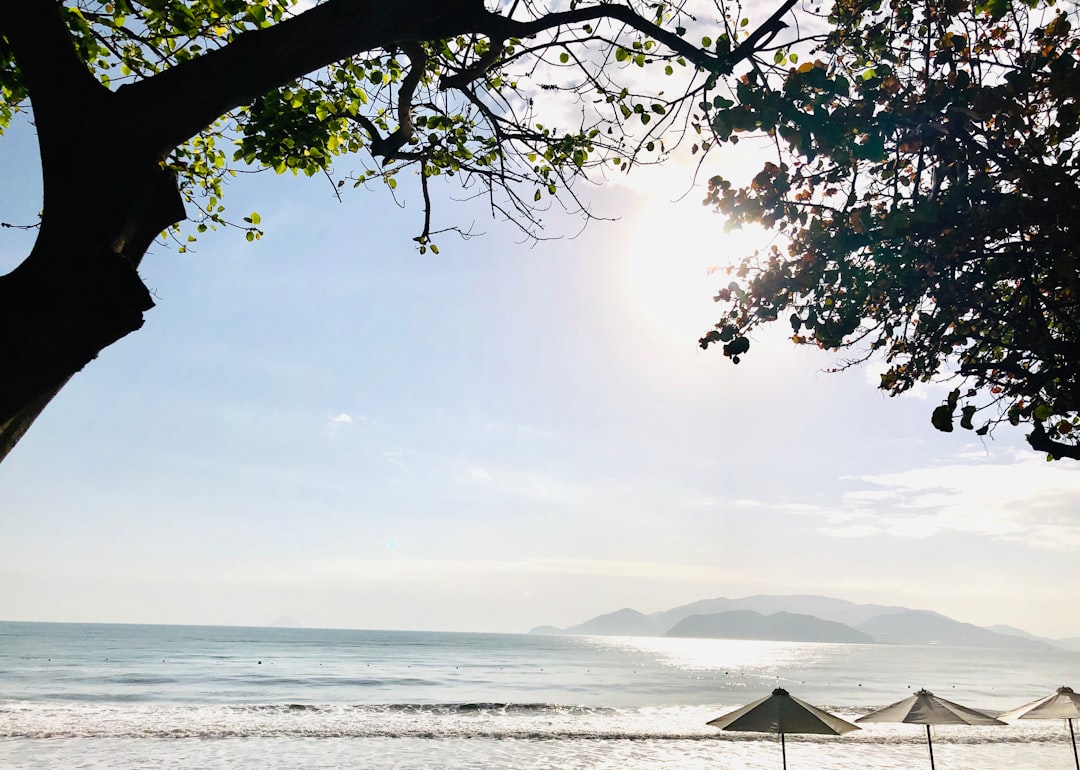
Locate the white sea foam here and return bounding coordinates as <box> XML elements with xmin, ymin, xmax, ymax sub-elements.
<box><xmin>1</xmin><ymin>622</ymin><xmax>1077</xmax><ymax>769</ymax></box>
<box><xmin>0</xmin><ymin>699</ymin><xmax>1069</xmax><ymax>742</ymax></box>
<box><xmin>0</xmin><ymin>734</ymin><xmax>1075</xmax><ymax>770</ymax></box>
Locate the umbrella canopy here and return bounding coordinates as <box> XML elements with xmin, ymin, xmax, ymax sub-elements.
<box><xmin>1000</xmin><ymin>686</ymin><xmax>1080</xmax><ymax>770</ymax></box>
<box><xmin>707</xmin><ymin>687</ymin><xmax>859</xmax><ymax>769</ymax></box>
<box><xmin>856</xmin><ymin>689</ymin><xmax>1005</xmax><ymax>770</ymax></box>
<box><xmin>857</xmin><ymin>688</ymin><xmax>1006</xmax><ymax>727</ymax></box>
<box><xmin>1001</xmin><ymin>685</ymin><xmax>1080</xmax><ymax>721</ymax></box>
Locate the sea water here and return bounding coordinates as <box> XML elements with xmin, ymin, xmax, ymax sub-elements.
<box><xmin>1</xmin><ymin>621</ymin><xmax>1077</xmax><ymax>768</ymax></box>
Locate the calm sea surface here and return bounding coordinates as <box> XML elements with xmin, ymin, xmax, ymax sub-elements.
<box><xmin>1</xmin><ymin>621</ymin><xmax>1077</xmax><ymax>768</ymax></box>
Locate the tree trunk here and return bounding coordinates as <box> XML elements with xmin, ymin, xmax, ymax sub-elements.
<box><xmin>0</xmin><ymin>243</ymin><xmax>151</xmax><ymax>457</ymax></box>
<box><xmin>0</xmin><ymin>0</ymin><xmax>773</xmax><ymax>462</ymax></box>
<box><xmin>0</xmin><ymin>150</ymin><xmax>185</xmax><ymax>462</ymax></box>
<box><xmin>0</xmin><ymin>0</ymin><xmax>494</xmax><ymax>463</ymax></box>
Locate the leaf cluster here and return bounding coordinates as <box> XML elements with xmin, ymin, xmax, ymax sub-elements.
<box><xmin>4</xmin><ymin>0</ymin><xmax>754</xmax><ymax>251</ymax></box>
<box><xmin>3</xmin><ymin>1</ymin><xmax>293</xmax><ymax>241</ymax></box>
<box><xmin>699</xmin><ymin>0</ymin><xmax>1080</xmax><ymax>459</ymax></box>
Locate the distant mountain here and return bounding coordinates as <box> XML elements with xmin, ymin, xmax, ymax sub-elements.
<box><xmin>652</xmin><ymin>595</ymin><xmax>908</xmax><ymax>630</ymax></box>
<box><xmin>858</xmin><ymin>611</ymin><xmax>1054</xmax><ymax>650</ymax></box>
<box><xmin>529</xmin><ymin>594</ymin><xmax>1068</xmax><ymax>650</ymax></box>
<box><xmin>528</xmin><ymin>625</ymin><xmax>564</xmax><ymax>635</ymax></box>
<box><xmin>563</xmin><ymin>608</ymin><xmax>662</xmax><ymax>637</ymax></box>
<box><xmin>983</xmin><ymin>625</ymin><xmax>1080</xmax><ymax>652</ymax></box>
<box><xmin>985</xmin><ymin>624</ymin><xmax>1071</xmax><ymax>649</ymax></box>
<box><xmin>987</xmin><ymin>623</ymin><xmax>1047</xmax><ymax>641</ymax></box>
<box><xmin>665</xmin><ymin>610</ymin><xmax>875</xmax><ymax>644</ymax></box>
<box><xmin>1055</xmin><ymin>637</ymin><xmax>1080</xmax><ymax>652</ymax></box>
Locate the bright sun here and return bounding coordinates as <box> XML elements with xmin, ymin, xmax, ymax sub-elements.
<box><xmin>618</xmin><ymin>193</ymin><xmax>772</xmax><ymax>346</ymax></box>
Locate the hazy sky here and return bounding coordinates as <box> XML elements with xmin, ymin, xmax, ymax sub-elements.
<box><xmin>2</xmin><ymin>70</ymin><xmax>1079</xmax><ymax>640</ymax></box>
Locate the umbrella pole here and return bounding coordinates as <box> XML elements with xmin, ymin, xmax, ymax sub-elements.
<box><xmin>781</xmin><ymin>731</ymin><xmax>787</xmax><ymax>770</ymax></box>
<box><xmin>1069</xmin><ymin>718</ymin><xmax>1078</xmax><ymax>770</ymax></box>
<box><xmin>926</xmin><ymin>724</ymin><xmax>935</xmax><ymax>770</ymax></box>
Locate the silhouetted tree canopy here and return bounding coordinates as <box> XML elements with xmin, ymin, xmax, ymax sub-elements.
<box><xmin>0</xmin><ymin>0</ymin><xmax>797</xmax><ymax>462</ymax></box>
<box><xmin>698</xmin><ymin>0</ymin><xmax>1080</xmax><ymax>460</ymax></box>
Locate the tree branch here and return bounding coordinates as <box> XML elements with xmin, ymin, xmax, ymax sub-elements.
<box><xmin>121</xmin><ymin>0</ymin><xmax>798</xmax><ymax>158</ymax></box>
<box><xmin>121</xmin><ymin>0</ymin><xmax>488</xmax><ymax>155</ymax></box>
<box><xmin>441</xmin><ymin>38</ymin><xmax>505</xmax><ymax>91</ymax></box>
<box><xmin>355</xmin><ymin>42</ymin><xmax>428</xmax><ymax>161</ymax></box>
<box><xmin>0</xmin><ymin>0</ymin><xmax>109</xmax><ymax>134</ymax></box>
<box><xmin>485</xmin><ymin>0</ymin><xmax>798</xmax><ymax>76</ymax></box>
<box><xmin>1026</xmin><ymin>420</ymin><xmax>1080</xmax><ymax>460</ymax></box>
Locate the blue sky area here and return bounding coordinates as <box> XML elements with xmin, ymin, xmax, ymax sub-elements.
<box><xmin>2</xmin><ymin>109</ymin><xmax>1079</xmax><ymax>639</ymax></box>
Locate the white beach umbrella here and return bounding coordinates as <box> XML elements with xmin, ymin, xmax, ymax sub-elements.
<box><xmin>707</xmin><ymin>687</ymin><xmax>860</xmax><ymax>769</ymax></box>
<box><xmin>1000</xmin><ymin>685</ymin><xmax>1080</xmax><ymax>770</ymax></box>
<box><xmin>855</xmin><ymin>688</ymin><xmax>1006</xmax><ymax>770</ymax></box>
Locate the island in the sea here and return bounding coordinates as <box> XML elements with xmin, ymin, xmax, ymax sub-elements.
<box><xmin>529</xmin><ymin>594</ymin><xmax>1080</xmax><ymax>650</ymax></box>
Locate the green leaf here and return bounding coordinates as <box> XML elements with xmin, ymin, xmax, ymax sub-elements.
<box><xmin>931</xmin><ymin>404</ymin><xmax>954</xmax><ymax>432</ymax></box>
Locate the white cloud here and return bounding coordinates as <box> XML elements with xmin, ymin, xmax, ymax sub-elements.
<box><xmin>709</xmin><ymin>451</ymin><xmax>1080</xmax><ymax>550</ymax></box>
<box><xmin>469</xmin><ymin>465</ymin><xmax>492</xmax><ymax>481</ymax></box>
<box><xmin>817</xmin><ymin>523</ymin><xmax>884</xmax><ymax>539</ymax></box>
<box><xmin>453</xmin><ymin>465</ymin><xmax>593</xmax><ymax>507</ymax></box>
<box><xmin>330</xmin><ymin>412</ymin><xmax>353</xmax><ymax>424</ymax></box>
<box><xmin>251</xmin><ymin>556</ymin><xmax>747</xmax><ymax>585</ymax></box>
<box><xmin>823</xmin><ymin>452</ymin><xmax>1080</xmax><ymax>548</ymax></box>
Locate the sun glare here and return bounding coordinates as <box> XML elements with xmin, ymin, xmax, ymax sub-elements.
<box><xmin>617</xmin><ymin>195</ymin><xmax>773</xmax><ymax>346</ymax></box>
<box><xmin>586</xmin><ymin>634</ymin><xmax>817</xmax><ymax>675</ymax></box>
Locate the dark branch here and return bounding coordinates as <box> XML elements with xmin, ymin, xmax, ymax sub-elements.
<box><xmin>346</xmin><ymin>43</ymin><xmax>428</xmax><ymax>162</ymax></box>
<box><xmin>441</xmin><ymin>39</ymin><xmax>505</xmax><ymax>91</ymax></box>
<box><xmin>120</xmin><ymin>0</ymin><xmax>488</xmax><ymax>154</ymax></box>
<box><xmin>120</xmin><ymin>0</ymin><xmax>799</xmax><ymax>156</ymax></box>
<box><xmin>0</xmin><ymin>0</ymin><xmax>109</xmax><ymax>132</ymax></box>
<box><xmin>486</xmin><ymin>0</ymin><xmax>799</xmax><ymax>76</ymax></box>
<box><xmin>1026</xmin><ymin>421</ymin><xmax>1080</xmax><ymax>461</ymax></box>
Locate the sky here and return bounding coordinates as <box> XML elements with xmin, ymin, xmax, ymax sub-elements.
<box><xmin>2</xmin><ymin>38</ymin><xmax>1080</xmax><ymax>640</ymax></box>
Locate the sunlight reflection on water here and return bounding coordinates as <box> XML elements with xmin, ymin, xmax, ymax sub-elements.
<box><xmin>587</xmin><ymin>635</ymin><xmax>820</xmax><ymax>673</ymax></box>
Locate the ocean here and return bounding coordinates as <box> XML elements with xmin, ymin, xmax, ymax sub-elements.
<box><xmin>1</xmin><ymin>621</ymin><xmax>1077</xmax><ymax>769</ymax></box>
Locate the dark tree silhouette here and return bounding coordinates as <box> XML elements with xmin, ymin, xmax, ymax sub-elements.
<box><xmin>0</xmin><ymin>0</ymin><xmax>798</xmax><ymax>462</ymax></box>
<box><xmin>699</xmin><ymin>0</ymin><xmax>1080</xmax><ymax>459</ymax></box>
